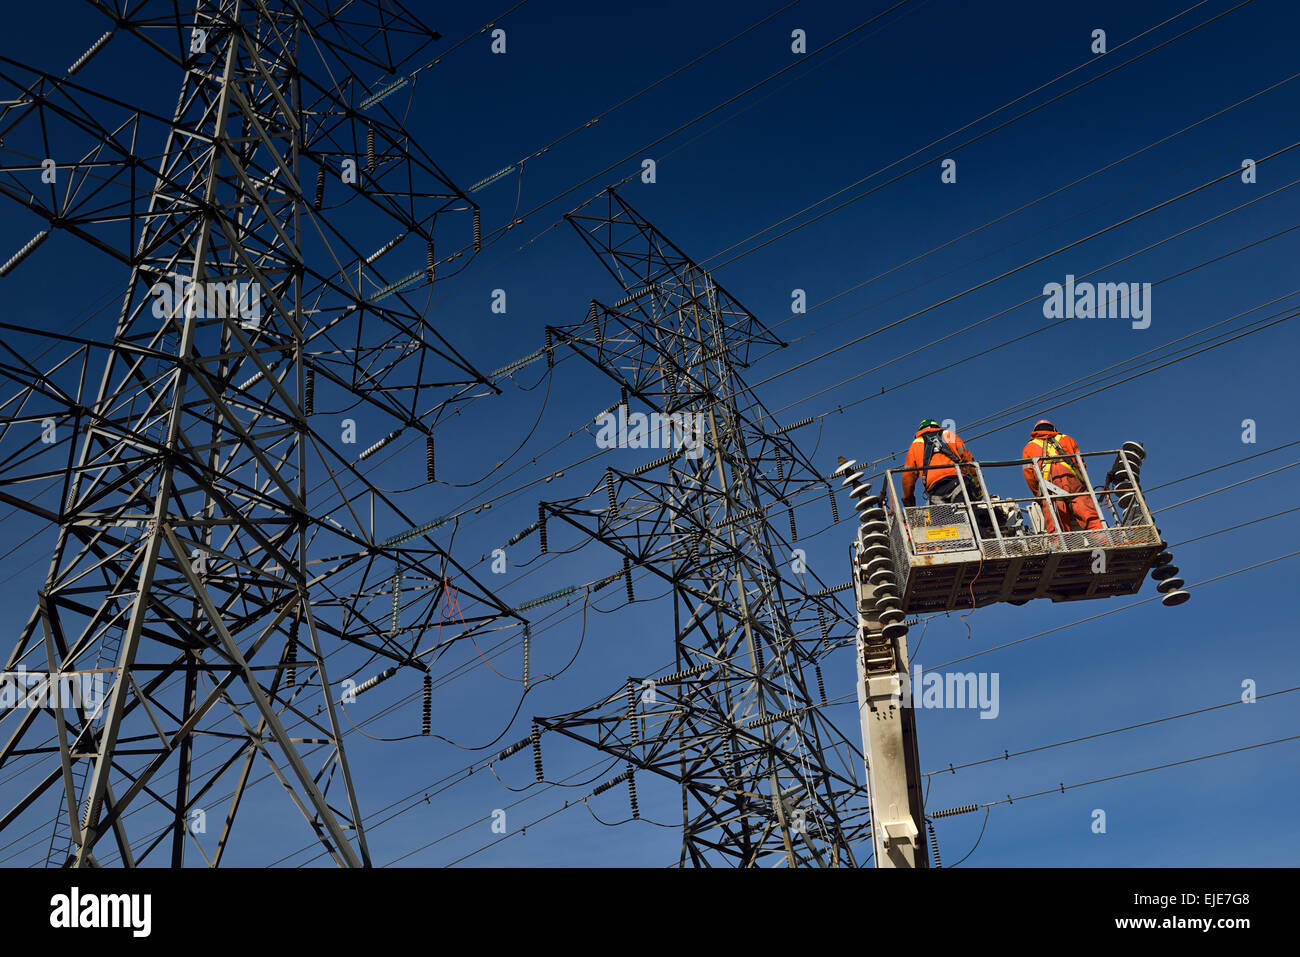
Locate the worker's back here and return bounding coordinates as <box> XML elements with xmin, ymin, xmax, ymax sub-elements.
<box><xmin>1022</xmin><ymin>421</ymin><xmax>1101</xmax><ymax>532</ymax></box>
<box><xmin>902</xmin><ymin>424</ymin><xmax>975</xmax><ymax>505</ymax></box>
<box><xmin>1022</xmin><ymin>428</ymin><xmax>1084</xmax><ymax>493</ymax></box>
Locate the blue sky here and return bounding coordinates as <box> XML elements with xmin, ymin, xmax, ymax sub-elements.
<box><xmin>0</xmin><ymin>0</ymin><xmax>1297</xmax><ymax>867</ymax></box>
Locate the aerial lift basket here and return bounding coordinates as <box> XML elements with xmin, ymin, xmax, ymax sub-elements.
<box><xmin>876</xmin><ymin>443</ymin><xmax>1186</xmax><ymax>613</ymax></box>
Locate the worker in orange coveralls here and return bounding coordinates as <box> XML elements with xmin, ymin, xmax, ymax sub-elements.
<box><xmin>901</xmin><ymin>419</ymin><xmax>981</xmax><ymax>507</ymax></box>
<box><xmin>1022</xmin><ymin>419</ymin><xmax>1102</xmax><ymax>532</ymax></box>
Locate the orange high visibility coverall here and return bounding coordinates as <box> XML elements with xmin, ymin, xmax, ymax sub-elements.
<box><xmin>1022</xmin><ymin>429</ymin><xmax>1102</xmax><ymax>532</ymax></box>
<box><xmin>902</xmin><ymin>426</ymin><xmax>976</xmax><ymax>504</ymax></box>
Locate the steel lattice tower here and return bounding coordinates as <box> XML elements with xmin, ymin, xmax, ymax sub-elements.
<box><xmin>526</xmin><ymin>190</ymin><xmax>870</xmax><ymax>866</ymax></box>
<box><xmin>0</xmin><ymin>1</ymin><xmax>517</xmax><ymax>866</ymax></box>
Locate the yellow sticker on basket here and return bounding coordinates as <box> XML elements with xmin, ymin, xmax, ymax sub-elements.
<box><xmin>925</xmin><ymin>526</ymin><xmax>960</xmax><ymax>540</ymax></box>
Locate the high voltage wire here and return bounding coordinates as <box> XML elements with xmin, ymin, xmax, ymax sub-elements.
<box><xmin>6</xmin><ymin>523</ymin><xmax>1289</xmax><ymax>866</ymax></box>
<box><xmin>395</xmin><ymin>562</ymin><xmax>1300</xmax><ymax>867</ymax></box>
<box><xmin>404</xmin><ymin>264</ymin><xmax>1300</xmax><ymax>557</ymax></box>
<box><xmin>1145</xmin><ymin>440</ymin><xmax>1300</xmax><ymax>492</ymax></box>
<box><xmin>762</xmin><ymin>81</ymin><xmax>1300</xmax><ymax>346</ymax></box>
<box><xmin>441</xmin><ymin>696</ymin><xmax>1300</xmax><ymax>865</ymax></box>
<box><xmin>140</xmin><ymin>505</ymin><xmax>1300</xmax><ymax>868</ymax></box>
<box><xmin>766</xmin><ymin>211</ymin><xmax>1300</xmax><ymax>422</ymax></box>
<box><xmin>408</xmin><ymin>1</ymin><xmax>534</xmax><ymax>78</ymax></box>
<box><xmin>422</xmin><ymin>0</ymin><xmax>1242</xmax><ymax>324</ymax></box>
<box><xmin>924</xmin><ymin>686</ymin><xmax>1300</xmax><ymax>779</ymax></box>
<box><xmin>406</xmin><ymin>0</ymin><xmax>921</xmax><ymax>289</ymax></box>
<box><xmin>381</xmin><ymin>756</ymin><xmax>621</xmax><ymax>867</ymax></box>
<box><xmin>7</xmin><ymin>313</ymin><xmax>1292</xmax><ymax>825</ymax></box>
<box><xmin>953</xmin><ymin>293</ymin><xmax>1300</xmax><ymax>436</ymax></box>
<box><xmin>1156</xmin><ymin>461</ymin><xmax>1300</xmax><ymax>512</ymax></box>
<box><xmin>400</xmin><ymin>125</ymin><xmax>1294</xmax><ymax>522</ymax></box>
<box><xmin>747</xmin><ymin>144</ymin><xmax>1300</xmax><ymax>394</ymax></box>
<box><xmin>769</xmin><ymin>290</ymin><xmax>1300</xmax><ymax>500</ymax></box>
<box><xmin>970</xmin><ymin>732</ymin><xmax>1300</xmax><ymax>813</ymax></box>
<box><xmin>966</xmin><ymin>311</ymin><xmax>1297</xmax><ymax>443</ymax></box>
<box><xmin>284</xmin><ymin>299</ymin><xmax>1300</xmax><ymax>681</ymax></box>
<box><xmin>0</xmin><ymin>0</ymin><xmax>1284</xmax><ymax>868</ymax></box>
<box><xmin>928</xmin><ymin>549</ymin><xmax>1300</xmax><ymax>672</ymax></box>
<box><xmin>469</xmin><ymin>1</ymin><xmax>917</xmax><ymax>246</ymax></box>
<box><xmin>326</xmin><ymin>157</ymin><xmax>1298</xmax><ymax>552</ymax></box>
<box><xmin>394</xmin><ymin>0</ymin><xmax>957</xmax><ymax>345</ymax></box>
<box><xmin>706</xmin><ymin>0</ymin><xmax>1254</xmax><ymax>269</ymax></box>
<box><xmin>81</xmin><ymin>0</ymin><xmax>1268</xmax><ymax>553</ymax></box>
<box><xmin>464</xmin><ymin>1</ymin><xmax>802</xmax><ymax>182</ymax></box>
<box><xmin>0</xmin><ymin>0</ymin><xmax>1257</xmax><ymax>452</ymax></box>
<box><xmin>295</xmin><ymin>82</ymin><xmax>1298</xmax><ymax>510</ymax></box>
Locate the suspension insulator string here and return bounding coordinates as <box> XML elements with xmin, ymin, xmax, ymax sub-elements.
<box><xmin>531</xmin><ymin>723</ymin><xmax>544</xmax><ymax>782</ymax></box>
<box><xmin>285</xmin><ymin>628</ymin><xmax>298</xmax><ymax>688</ymax></box>
<box><xmin>67</xmin><ymin>31</ymin><xmax>112</xmax><ymax>75</ymax></box>
<box><xmin>0</xmin><ymin>230</ymin><xmax>49</xmax><ymax>278</ymax></box>
<box><xmin>627</xmin><ymin>765</ymin><xmax>640</xmax><ymax>819</ymax></box>
<box><xmin>605</xmin><ymin>469</ymin><xmax>618</xmax><ymax>517</ymax></box>
<box><xmin>390</xmin><ymin>568</ymin><xmax>402</xmax><ymax>637</ymax></box>
<box><xmin>354</xmin><ymin>666</ymin><xmax>397</xmax><ymax>697</ymax></box>
<box><xmin>421</xmin><ymin>673</ymin><xmax>431</xmax><ymax>736</ymax></box>
<box><xmin>626</xmin><ymin>679</ymin><xmax>639</xmax><ymax>746</ymax></box>
<box><xmin>522</xmin><ymin>624</ymin><xmax>531</xmax><ymax>690</ymax></box>
<box><xmin>359</xmin><ymin>429</ymin><xmax>402</xmax><ymax>461</ymax></box>
<box><xmin>497</xmin><ymin>736</ymin><xmax>531</xmax><ymax>761</ymax></box>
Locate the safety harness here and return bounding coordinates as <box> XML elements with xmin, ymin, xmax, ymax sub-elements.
<box><xmin>1030</xmin><ymin>433</ymin><xmax>1083</xmax><ymax>490</ymax></box>
<box><xmin>920</xmin><ymin>431</ymin><xmax>977</xmax><ymax>496</ymax></box>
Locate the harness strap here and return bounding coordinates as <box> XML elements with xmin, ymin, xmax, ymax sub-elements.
<box><xmin>1031</xmin><ymin>434</ymin><xmax>1083</xmax><ymax>486</ymax></box>
<box><xmin>922</xmin><ymin>432</ymin><xmax>976</xmax><ymax>495</ymax></box>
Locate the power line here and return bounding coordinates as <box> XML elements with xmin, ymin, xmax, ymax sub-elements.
<box><xmin>928</xmin><ymin>549</ymin><xmax>1300</xmax><ymax>671</ymax></box>
<box><xmin>980</xmin><ymin>733</ymin><xmax>1300</xmax><ymax>811</ymax></box>
<box><xmin>924</xmin><ymin>686</ymin><xmax>1300</xmax><ymax>778</ymax></box>
<box><xmin>748</xmin><ymin>142</ymin><xmax>1300</xmax><ymax>393</ymax></box>
<box><xmin>707</xmin><ymin>0</ymin><xmax>1255</xmax><ymax>268</ymax></box>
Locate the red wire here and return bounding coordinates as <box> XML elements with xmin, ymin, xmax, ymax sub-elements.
<box><xmin>960</xmin><ymin>550</ymin><xmax>984</xmax><ymax>640</ymax></box>
<box><xmin>443</xmin><ymin>577</ymin><xmax>523</xmax><ymax>683</ymax></box>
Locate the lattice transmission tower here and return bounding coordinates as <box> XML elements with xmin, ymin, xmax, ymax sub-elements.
<box><xmin>0</xmin><ymin>1</ymin><xmax>518</xmax><ymax>866</ymax></box>
<box><xmin>503</xmin><ymin>189</ymin><xmax>873</xmax><ymax>867</ymax></box>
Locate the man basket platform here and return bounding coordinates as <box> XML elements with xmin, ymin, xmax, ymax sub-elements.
<box><xmin>857</xmin><ymin>441</ymin><xmax>1190</xmax><ymax>614</ymax></box>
